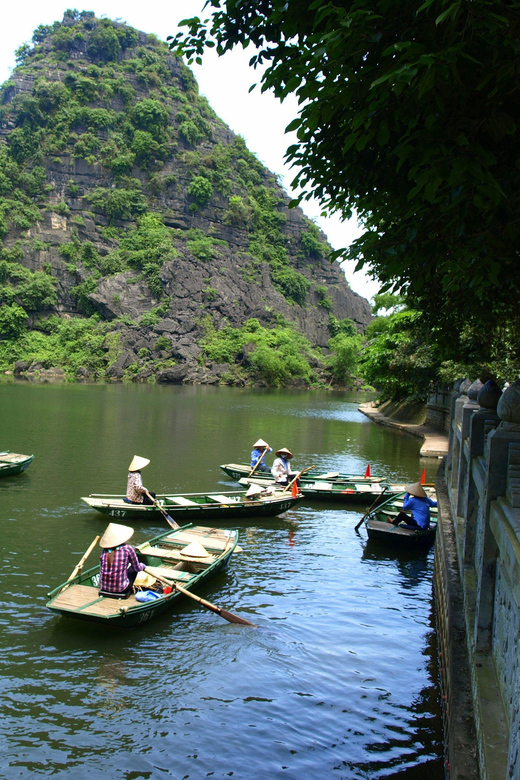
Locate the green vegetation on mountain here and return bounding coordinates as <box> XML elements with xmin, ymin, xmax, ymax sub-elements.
<box><xmin>0</xmin><ymin>12</ymin><xmax>371</xmax><ymax>386</ymax></box>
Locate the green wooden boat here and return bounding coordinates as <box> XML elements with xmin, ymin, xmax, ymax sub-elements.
<box><xmin>0</xmin><ymin>451</ymin><xmax>34</xmax><ymax>477</ymax></box>
<box><xmin>46</xmin><ymin>524</ymin><xmax>240</xmax><ymax>628</ymax></box>
<box><xmin>220</xmin><ymin>462</ymin><xmax>381</xmax><ymax>483</ymax></box>
<box><xmin>238</xmin><ymin>474</ymin><xmax>405</xmax><ymax>503</ymax></box>
<box><xmin>363</xmin><ymin>491</ymin><xmax>438</xmax><ymax>547</ymax></box>
<box><xmin>81</xmin><ymin>488</ymin><xmax>302</xmax><ymax>521</ymax></box>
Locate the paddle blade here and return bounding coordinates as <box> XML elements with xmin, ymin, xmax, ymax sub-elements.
<box><xmin>420</xmin><ymin>468</ymin><xmax>426</xmax><ymax>485</ymax></box>
<box><xmin>364</xmin><ymin>464</ymin><xmax>371</xmax><ymax>478</ymax></box>
<box><xmin>291</xmin><ymin>480</ymin><xmax>298</xmax><ymax>498</ymax></box>
<box><xmin>218</xmin><ymin>608</ymin><xmax>256</xmax><ymax>626</ymax></box>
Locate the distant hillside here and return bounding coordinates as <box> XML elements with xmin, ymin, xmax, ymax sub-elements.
<box><xmin>0</xmin><ymin>11</ymin><xmax>371</xmax><ymax>386</ymax></box>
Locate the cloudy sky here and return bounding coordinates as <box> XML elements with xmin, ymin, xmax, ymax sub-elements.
<box><xmin>0</xmin><ymin>1</ymin><xmax>379</xmax><ymax>302</ymax></box>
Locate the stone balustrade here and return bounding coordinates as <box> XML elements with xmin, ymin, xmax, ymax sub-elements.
<box><xmin>436</xmin><ymin>377</ymin><xmax>520</xmax><ymax>778</ymax></box>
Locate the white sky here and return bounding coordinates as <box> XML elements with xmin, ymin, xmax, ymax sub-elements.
<box><xmin>0</xmin><ymin>1</ymin><xmax>379</xmax><ymax>302</ymax></box>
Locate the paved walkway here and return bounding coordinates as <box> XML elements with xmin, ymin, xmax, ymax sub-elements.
<box><xmin>358</xmin><ymin>402</ymin><xmax>449</xmax><ymax>458</ymax></box>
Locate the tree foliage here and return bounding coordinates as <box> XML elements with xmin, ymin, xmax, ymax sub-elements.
<box><xmin>172</xmin><ymin>1</ymin><xmax>520</xmax><ymax>368</ymax></box>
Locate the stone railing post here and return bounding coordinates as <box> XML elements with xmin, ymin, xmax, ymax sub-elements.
<box><xmin>462</xmin><ymin>380</ymin><xmax>502</xmax><ymax>567</ymax></box>
<box><xmin>449</xmin><ymin>378</ymin><xmax>472</xmax><ymax>505</ymax></box>
<box><xmin>474</xmin><ymin>379</ymin><xmax>520</xmax><ymax>652</ymax></box>
<box><xmin>456</xmin><ymin>380</ymin><xmax>484</xmax><ymax>521</ymax></box>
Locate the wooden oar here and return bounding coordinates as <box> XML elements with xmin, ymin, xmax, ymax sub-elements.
<box><xmin>248</xmin><ymin>447</ymin><xmax>269</xmax><ymax>477</ymax></box>
<box><xmin>282</xmin><ymin>464</ymin><xmax>316</xmax><ymax>492</ymax></box>
<box><xmin>144</xmin><ymin>568</ymin><xmax>255</xmax><ymax>626</ymax></box>
<box><xmin>67</xmin><ymin>535</ymin><xmax>100</xmax><ymax>581</ymax></box>
<box><xmin>354</xmin><ymin>486</ymin><xmax>388</xmax><ymax>531</ymax></box>
<box><xmin>146</xmin><ymin>491</ymin><xmax>180</xmax><ymax>530</ymax></box>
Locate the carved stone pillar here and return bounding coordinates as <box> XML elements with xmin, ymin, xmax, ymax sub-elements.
<box><xmin>450</xmin><ymin>378</ymin><xmax>472</xmax><ymax>502</ymax></box>
<box><xmin>474</xmin><ymin>379</ymin><xmax>520</xmax><ymax>652</ymax></box>
<box><xmin>462</xmin><ymin>380</ymin><xmax>502</xmax><ymax>567</ymax></box>
<box><xmin>456</xmin><ymin>379</ymin><xmax>483</xmax><ymax>519</ymax></box>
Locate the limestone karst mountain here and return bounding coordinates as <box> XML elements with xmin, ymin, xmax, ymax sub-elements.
<box><xmin>0</xmin><ymin>11</ymin><xmax>371</xmax><ymax>385</ymax></box>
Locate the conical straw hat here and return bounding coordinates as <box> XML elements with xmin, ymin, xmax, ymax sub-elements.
<box><xmin>99</xmin><ymin>523</ymin><xmax>134</xmax><ymax>548</ymax></box>
<box><xmin>128</xmin><ymin>455</ymin><xmax>150</xmax><ymax>472</ymax></box>
<box><xmin>180</xmin><ymin>541</ymin><xmax>210</xmax><ymax>558</ymax></box>
<box><xmin>406</xmin><ymin>481</ymin><xmax>426</xmax><ymax>498</ymax></box>
<box><xmin>253</xmin><ymin>439</ymin><xmax>269</xmax><ymax>448</ymax></box>
<box><xmin>276</xmin><ymin>447</ymin><xmax>293</xmax><ymax>458</ymax></box>
<box><xmin>134</xmin><ymin>570</ymin><xmax>157</xmax><ymax>588</ymax></box>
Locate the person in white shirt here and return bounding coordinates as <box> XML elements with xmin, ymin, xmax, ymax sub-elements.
<box><xmin>271</xmin><ymin>448</ymin><xmax>298</xmax><ymax>485</ymax></box>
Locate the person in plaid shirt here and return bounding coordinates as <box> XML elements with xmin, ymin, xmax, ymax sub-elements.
<box><xmin>98</xmin><ymin>523</ymin><xmax>146</xmax><ymax>597</ymax></box>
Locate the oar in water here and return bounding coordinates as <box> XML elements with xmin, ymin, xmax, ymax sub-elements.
<box><xmin>145</xmin><ymin>491</ymin><xmax>180</xmax><ymax>530</ymax></box>
<box><xmin>354</xmin><ymin>486</ymin><xmax>388</xmax><ymax>531</ymax></box>
<box><xmin>67</xmin><ymin>535</ymin><xmax>100</xmax><ymax>582</ymax></box>
<box><xmin>144</xmin><ymin>568</ymin><xmax>255</xmax><ymax>626</ymax></box>
<box><xmin>282</xmin><ymin>464</ymin><xmax>316</xmax><ymax>493</ymax></box>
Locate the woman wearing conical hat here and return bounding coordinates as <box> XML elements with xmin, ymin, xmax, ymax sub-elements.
<box><xmin>392</xmin><ymin>481</ymin><xmax>437</xmax><ymax>529</ymax></box>
<box><xmin>271</xmin><ymin>447</ymin><xmax>298</xmax><ymax>486</ymax></box>
<box><xmin>125</xmin><ymin>455</ymin><xmax>156</xmax><ymax>505</ymax></box>
<box><xmin>250</xmin><ymin>439</ymin><xmax>272</xmax><ymax>473</ymax></box>
<box><xmin>98</xmin><ymin>523</ymin><xmax>146</xmax><ymax>598</ymax></box>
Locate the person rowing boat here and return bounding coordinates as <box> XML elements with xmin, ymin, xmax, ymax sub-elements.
<box><xmin>390</xmin><ymin>481</ymin><xmax>437</xmax><ymax>529</ymax></box>
<box><xmin>125</xmin><ymin>455</ymin><xmax>156</xmax><ymax>505</ymax></box>
<box><xmin>98</xmin><ymin>522</ymin><xmax>146</xmax><ymax>598</ymax></box>
<box><xmin>250</xmin><ymin>439</ymin><xmax>272</xmax><ymax>474</ymax></box>
<box><xmin>271</xmin><ymin>447</ymin><xmax>299</xmax><ymax>486</ymax></box>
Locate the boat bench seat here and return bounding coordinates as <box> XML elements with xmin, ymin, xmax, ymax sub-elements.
<box><xmin>354</xmin><ymin>483</ymin><xmax>382</xmax><ymax>492</ymax></box>
<box><xmin>140</xmin><ymin>544</ymin><xmax>216</xmax><ymax>564</ymax></box>
<box><xmin>206</xmin><ymin>495</ymin><xmax>237</xmax><ymax>504</ymax></box>
<box><xmin>165</xmin><ymin>496</ymin><xmax>199</xmax><ymax>506</ymax></box>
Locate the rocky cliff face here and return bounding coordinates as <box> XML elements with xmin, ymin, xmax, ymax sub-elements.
<box><xmin>0</xmin><ymin>12</ymin><xmax>371</xmax><ymax>385</ymax></box>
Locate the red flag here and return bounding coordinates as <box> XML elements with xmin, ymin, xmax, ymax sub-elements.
<box><xmin>364</xmin><ymin>464</ymin><xmax>371</xmax><ymax>478</ymax></box>
<box><xmin>291</xmin><ymin>480</ymin><xmax>298</xmax><ymax>498</ymax></box>
<box><xmin>420</xmin><ymin>468</ymin><xmax>426</xmax><ymax>485</ymax></box>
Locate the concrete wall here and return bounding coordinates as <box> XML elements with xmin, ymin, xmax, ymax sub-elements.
<box><xmin>435</xmin><ymin>378</ymin><xmax>520</xmax><ymax>779</ymax></box>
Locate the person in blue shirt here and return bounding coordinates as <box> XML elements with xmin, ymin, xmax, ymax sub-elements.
<box><xmin>250</xmin><ymin>439</ymin><xmax>272</xmax><ymax>473</ymax></box>
<box><xmin>393</xmin><ymin>481</ymin><xmax>437</xmax><ymax>529</ymax></box>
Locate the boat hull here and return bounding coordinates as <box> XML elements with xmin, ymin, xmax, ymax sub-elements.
<box><xmin>240</xmin><ymin>476</ymin><xmax>400</xmax><ymax>504</ymax></box>
<box><xmin>46</xmin><ymin>525</ymin><xmax>239</xmax><ymax>628</ymax></box>
<box><xmin>81</xmin><ymin>490</ymin><xmax>301</xmax><ymax>521</ymax></box>
<box><xmin>366</xmin><ymin>518</ymin><xmax>436</xmax><ymax>546</ymax></box>
<box><xmin>220</xmin><ymin>463</ymin><xmax>380</xmax><ymax>484</ymax></box>
<box><xmin>0</xmin><ymin>453</ymin><xmax>34</xmax><ymax>477</ymax></box>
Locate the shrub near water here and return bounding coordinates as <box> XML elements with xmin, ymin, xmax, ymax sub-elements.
<box><xmin>200</xmin><ymin>317</ymin><xmax>320</xmax><ymax>386</ymax></box>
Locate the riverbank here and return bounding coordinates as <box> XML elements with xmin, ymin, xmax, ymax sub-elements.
<box><xmin>358</xmin><ymin>400</ymin><xmax>449</xmax><ymax>458</ymax></box>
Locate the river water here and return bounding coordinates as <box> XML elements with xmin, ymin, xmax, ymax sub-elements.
<box><xmin>0</xmin><ymin>382</ymin><xmax>443</xmax><ymax>780</ymax></box>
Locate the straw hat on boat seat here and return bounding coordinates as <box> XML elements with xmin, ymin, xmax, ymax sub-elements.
<box><xmin>128</xmin><ymin>455</ymin><xmax>150</xmax><ymax>472</ymax></box>
<box><xmin>134</xmin><ymin>570</ymin><xmax>157</xmax><ymax>588</ymax></box>
<box><xmin>406</xmin><ymin>482</ymin><xmax>427</xmax><ymax>498</ymax></box>
<box><xmin>246</xmin><ymin>484</ymin><xmax>264</xmax><ymax>498</ymax></box>
<box><xmin>253</xmin><ymin>439</ymin><xmax>269</xmax><ymax>448</ymax></box>
<box><xmin>276</xmin><ymin>447</ymin><xmax>293</xmax><ymax>458</ymax></box>
<box><xmin>180</xmin><ymin>541</ymin><xmax>210</xmax><ymax>558</ymax></box>
<box><xmin>99</xmin><ymin>522</ymin><xmax>134</xmax><ymax>549</ymax></box>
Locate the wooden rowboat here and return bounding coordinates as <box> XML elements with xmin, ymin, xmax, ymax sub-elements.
<box><xmin>0</xmin><ymin>451</ymin><xmax>34</xmax><ymax>477</ymax></box>
<box><xmin>220</xmin><ymin>463</ymin><xmax>382</xmax><ymax>483</ymax></box>
<box><xmin>238</xmin><ymin>475</ymin><xmax>406</xmax><ymax>503</ymax></box>
<box><xmin>46</xmin><ymin>524</ymin><xmax>240</xmax><ymax>628</ymax></box>
<box><xmin>81</xmin><ymin>489</ymin><xmax>302</xmax><ymax>521</ymax></box>
<box><xmin>363</xmin><ymin>491</ymin><xmax>438</xmax><ymax>547</ymax></box>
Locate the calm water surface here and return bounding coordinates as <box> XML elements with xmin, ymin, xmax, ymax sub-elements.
<box><xmin>0</xmin><ymin>382</ymin><xmax>443</xmax><ymax>779</ymax></box>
